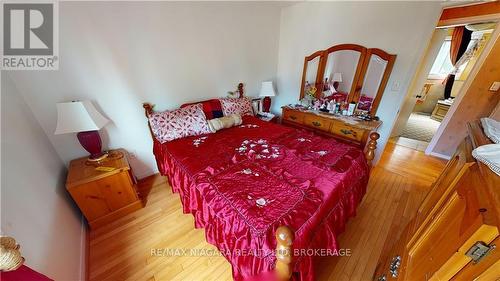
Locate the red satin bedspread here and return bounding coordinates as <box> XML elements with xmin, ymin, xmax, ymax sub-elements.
<box><xmin>152</xmin><ymin>116</ymin><xmax>369</xmax><ymax>281</ymax></box>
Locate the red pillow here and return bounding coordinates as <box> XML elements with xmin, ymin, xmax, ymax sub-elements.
<box><xmin>180</xmin><ymin>99</ymin><xmax>223</xmax><ymax>120</ymax></box>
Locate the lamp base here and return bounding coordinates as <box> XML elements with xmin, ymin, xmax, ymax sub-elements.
<box><xmin>87</xmin><ymin>152</ymin><xmax>108</xmax><ymax>162</ymax></box>
<box><xmin>262</xmin><ymin>97</ymin><xmax>272</xmax><ymax>113</ymax></box>
<box><xmin>77</xmin><ymin>130</ymin><xmax>106</xmax><ymax>161</ymax></box>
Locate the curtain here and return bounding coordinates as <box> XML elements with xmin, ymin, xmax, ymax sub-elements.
<box><xmin>443</xmin><ymin>26</ymin><xmax>472</xmax><ymax>99</ymax></box>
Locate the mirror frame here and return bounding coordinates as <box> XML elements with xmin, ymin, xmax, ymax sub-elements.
<box><xmin>299</xmin><ymin>50</ymin><xmax>324</xmax><ymax>99</ymax></box>
<box><xmin>320</xmin><ymin>44</ymin><xmax>367</xmax><ymax>102</ymax></box>
<box><xmin>299</xmin><ymin>44</ymin><xmax>396</xmax><ymax>117</ymax></box>
<box><xmin>354</xmin><ymin>48</ymin><xmax>396</xmax><ymax>116</ymax></box>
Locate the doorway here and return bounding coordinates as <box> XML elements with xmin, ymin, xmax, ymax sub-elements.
<box><xmin>391</xmin><ymin>21</ymin><xmax>496</xmax><ymax>152</ymax></box>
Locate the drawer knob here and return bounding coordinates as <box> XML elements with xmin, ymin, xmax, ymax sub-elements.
<box><xmin>290</xmin><ymin>116</ymin><xmax>297</xmax><ymax>120</ymax></box>
<box><xmin>340</xmin><ymin>129</ymin><xmax>357</xmax><ymax>136</ymax></box>
<box><xmin>312</xmin><ymin>121</ymin><xmax>321</xmax><ymax>127</ymax></box>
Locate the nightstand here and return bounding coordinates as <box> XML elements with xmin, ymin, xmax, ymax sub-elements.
<box><xmin>257</xmin><ymin>113</ymin><xmax>279</xmax><ymax>123</ymax></box>
<box><xmin>66</xmin><ymin>149</ymin><xmax>143</xmax><ymax>228</ymax></box>
<box><xmin>267</xmin><ymin>116</ymin><xmax>279</xmax><ymax>123</ymax></box>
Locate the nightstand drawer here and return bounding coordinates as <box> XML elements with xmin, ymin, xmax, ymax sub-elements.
<box><xmin>68</xmin><ymin>171</ymin><xmax>138</xmax><ymax>221</ymax></box>
<box><xmin>331</xmin><ymin>123</ymin><xmax>364</xmax><ymax>142</ymax></box>
<box><xmin>66</xmin><ymin>149</ymin><xmax>142</xmax><ymax>228</ymax></box>
<box><xmin>93</xmin><ymin>172</ymin><xmax>138</xmax><ymax>210</ymax></box>
<box><xmin>283</xmin><ymin>109</ymin><xmax>304</xmax><ymax>124</ymax></box>
<box><xmin>69</xmin><ymin>184</ymin><xmax>110</xmax><ymax>221</ymax></box>
<box><xmin>304</xmin><ymin>115</ymin><xmax>331</xmax><ymax>132</ymax></box>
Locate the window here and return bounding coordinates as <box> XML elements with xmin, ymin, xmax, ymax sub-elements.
<box><xmin>428</xmin><ymin>37</ymin><xmax>475</xmax><ymax>80</ymax></box>
<box><xmin>429</xmin><ymin>40</ymin><xmax>454</xmax><ymax>79</ymax></box>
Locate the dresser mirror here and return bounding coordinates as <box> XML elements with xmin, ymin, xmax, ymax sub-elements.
<box><xmin>322</xmin><ymin>44</ymin><xmax>366</xmax><ymax>103</ymax></box>
<box><xmin>299</xmin><ymin>44</ymin><xmax>396</xmax><ymax>116</ymax></box>
<box><xmin>301</xmin><ymin>51</ymin><xmax>323</xmax><ymax>98</ymax></box>
<box><xmin>355</xmin><ymin>49</ymin><xmax>396</xmax><ymax>114</ymax></box>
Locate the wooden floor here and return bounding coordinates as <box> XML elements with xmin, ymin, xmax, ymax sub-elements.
<box><xmin>88</xmin><ymin>142</ymin><xmax>446</xmax><ymax>281</ymax></box>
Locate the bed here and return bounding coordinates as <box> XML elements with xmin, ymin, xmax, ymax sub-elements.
<box><xmin>143</xmin><ymin>96</ymin><xmax>378</xmax><ymax>280</ymax></box>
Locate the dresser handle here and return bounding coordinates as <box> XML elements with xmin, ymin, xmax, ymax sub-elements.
<box><xmin>389</xmin><ymin>255</ymin><xmax>401</xmax><ymax>278</ymax></box>
<box><xmin>312</xmin><ymin>121</ymin><xmax>321</xmax><ymax>127</ymax></box>
<box><xmin>340</xmin><ymin>129</ymin><xmax>351</xmax><ymax>135</ymax></box>
<box><xmin>290</xmin><ymin>116</ymin><xmax>297</xmax><ymax>120</ymax></box>
<box><xmin>340</xmin><ymin>129</ymin><xmax>357</xmax><ymax>136</ymax></box>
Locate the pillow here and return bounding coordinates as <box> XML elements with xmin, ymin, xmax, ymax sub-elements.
<box><xmin>219</xmin><ymin>98</ymin><xmax>254</xmax><ymax>116</ymax></box>
<box><xmin>481</xmin><ymin>117</ymin><xmax>500</xmax><ymax>144</ymax></box>
<box><xmin>208</xmin><ymin>114</ymin><xmax>242</xmax><ymax>132</ymax></box>
<box><xmin>180</xmin><ymin>99</ymin><xmax>223</xmax><ymax>120</ymax></box>
<box><xmin>472</xmin><ymin>144</ymin><xmax>500</xmax><ymax>176</ymax></box>
<box><xmin>148</xmin><ymin>103</ymin><xmax>212</xmax><ymax>143</ymax></box>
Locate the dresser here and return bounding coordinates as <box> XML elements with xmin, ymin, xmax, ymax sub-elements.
<box><xmin>66</xmin><ymin>149</ymin><xmax>143</xmax><ymax>228</ymax></box>
<box><xmin>281</xmin><ymin>106</ymin><xmax>381</xmax><ymax>148</ymax></box>
<box><xmin>373</xmin><ymin>121</ymin><xmax>500</xmax><ymax>281</ymax></box>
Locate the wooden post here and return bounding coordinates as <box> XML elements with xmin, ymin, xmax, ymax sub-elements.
<box><xmin>143</xmin><ymin>103</ymin><xmax>154</xmax><ymax>117</ymax></box>
<box><xmin>237</xmin><ymin>83</ymin><xmax>244</xmax><ymax>98</ymax></box>
<box><xmin>275</xmin><ymin>226</ymin><xmax>294</xmax><ymax>281</ymax></box>
<box><xmin>142</xmin><ymin>103</ymin><xmax>155</xmax><ymax>141</ymax></box>
<box><xmin>365</xmin><ymin>132</ymin><xmax>380</xmax><ymax>166</ymax></box>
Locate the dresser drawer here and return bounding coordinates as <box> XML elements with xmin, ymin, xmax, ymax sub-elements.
<box><xmin>304</xmin><ymin>115</ymin><xmax>331</xmax><ymax>132</ymax></box>
<box><xmin>331</xmin><ymin>122</ymin><xmax>364</xmax><ymax>142</ymax></box>
<box><xmin>283</xmin><ymin>109</ymin><xmax>304</xmax><ymax>124</ymax></box>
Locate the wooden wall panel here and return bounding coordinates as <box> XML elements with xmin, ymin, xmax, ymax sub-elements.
<box><xmin>432</xmin><ymin>35</ymin><xmax>500</xmax><ymax>156</ymax></box>
<box><xmin>438</xmin><ymin>2</ymin><xmax>500</xmax><ymax>27</ymax></box>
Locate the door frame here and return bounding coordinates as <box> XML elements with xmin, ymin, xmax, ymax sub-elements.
<box><xmin>426</xmin><ymin>20</ymin><xmax>500</xmax><ymax>157</ymax></box>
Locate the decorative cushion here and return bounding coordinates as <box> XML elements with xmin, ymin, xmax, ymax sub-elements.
<box><xmin>180</xmin><ymin>99</ymin><xmax>223</xmax><ymax>120</ymax></box>
<box><xmin>207</xmin><ymin>114</ymin><xmax>242</xmax><ymax>132</ymax></box>
<box><xmin>219</xmin><ymin>98</ymin><xmax>254</xmax><ymax>116</ymax></box>
<box><xmin>148</xmin><ymin>103</ymin><xmax>212</xmax><ymax>143</ymax></box>
<box><xmin>481</xmin><ymin>117</ymin><xmax>500</xmax><ymax>144</ymax></box>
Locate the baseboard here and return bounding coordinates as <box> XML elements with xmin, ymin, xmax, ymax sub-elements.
<box><xmin>428</xmin><ymin>151</ymin><xmax>452</xmax><ymax>160</ymax></box>
<box><xmin>79</xmin><ymin>215</ymin><xmax>88</xmax><ymax>281</ymax></box>
<box><xmin>135</xmin><ymin>169</ymin><xmax>158</xmax><ymax>180</ymax></box>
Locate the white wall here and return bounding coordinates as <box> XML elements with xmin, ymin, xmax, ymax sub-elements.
<box><xmin>274</xmin><ymin>1</ymin><xmax>442</xmax><ymax>161</ymax></box>
<box><xmin>7</xmin><ymin>2</ymin><xmax>283</xmax><ymax>178</ymax></box>
<box><xmin>1</xmin><ymin>74</ymin><xmax>85</xmax><ymax>280</ymax></box>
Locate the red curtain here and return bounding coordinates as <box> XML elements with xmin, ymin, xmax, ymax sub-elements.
<box><xmin>443</xmin><ymin>26</ymin><xmax>472</xmax><ymax>99</ymax></box>
<box><xmin>450</xmin><ymin>27</ymin><xmax>465</xmax><ymax>65</ymax></box>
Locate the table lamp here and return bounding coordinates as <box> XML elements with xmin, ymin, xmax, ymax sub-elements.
<box><xmin>332</xmin><ymin>73</ymin><xmax>343</xmax><ymax>93</ymax></box>
<box><xmin>259</xmin><ymin>81</ymin><xmax>276</xmax><ymax>113</ymax></box>
<box><xmin>55</xmin><ymin>101</ymin><xmax>109</xmax><ymax>161</ymax></box>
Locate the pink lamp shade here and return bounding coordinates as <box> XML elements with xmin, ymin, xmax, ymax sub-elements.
<box><xmin>259</xmin><ymin>81</ymin><xmax>276</xmax><ymax>113</ymax></box>
<box><xmin>55</xmin><ymin>101</ymin><xmax>109</xmax><ymax>161</ymax></box>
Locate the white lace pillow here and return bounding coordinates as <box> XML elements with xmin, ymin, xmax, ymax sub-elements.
<box><xmin>148</xmin><ymin>103</ymin><xmax>212</xmax><ymax>143</ymax></box>
<box><xmin>219</xmin><ymin>98</ymin><xmax>254</xmax><ymax>116</ymax></box>
<box><xmin>481</xmin><ymin>117</ymin><xmax>500</xmax><ymax>144</ymax></box>
<box><xmin>472</xmin><ymin>144</ymin><xmax>500</xmax><ymax>176</ymax></box>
